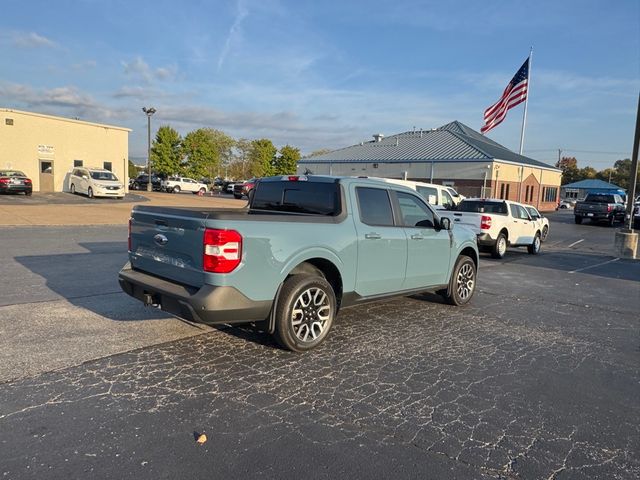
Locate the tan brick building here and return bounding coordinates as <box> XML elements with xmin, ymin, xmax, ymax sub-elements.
<box><xmin>0</xmin><ymin>108</ymin><xmax>130</xmax><ymax>193</ymax></box>
<box><xmin>298</xmin><ymin>121</ymin><xmax>562</xmax><ymax>211</ymax></box>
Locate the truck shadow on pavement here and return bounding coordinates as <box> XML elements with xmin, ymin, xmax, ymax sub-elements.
<box><xmin>14</xmin><ymin>241</ymin><xmax>174</xmax><ymax>322</ymax></box>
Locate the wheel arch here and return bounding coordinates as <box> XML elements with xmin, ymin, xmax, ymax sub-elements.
<box><xmin>268</xmin><ymin>257</ymin><xmax>344</xmax><ymax>335</ymax></box>
<box><xmin>459</xmin><ymin>246</ymin><xmax>478</xmax><ymax>269</ymax></box>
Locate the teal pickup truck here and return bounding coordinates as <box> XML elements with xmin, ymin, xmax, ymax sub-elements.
<box><xmin>119</xmin><ymin>175</ymin><xmax>479</xmax><ymax>351</ymax></box>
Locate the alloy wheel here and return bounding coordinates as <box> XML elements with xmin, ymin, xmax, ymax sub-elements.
<box><xmin>290</xmin><ymin>287</ymin><xmax>331</xmax><ymax>343</ymax></box>
<box><xmin>456</xmin><ymin>263</ymin><xmax>475</xmax><ymax>301</ymax></box>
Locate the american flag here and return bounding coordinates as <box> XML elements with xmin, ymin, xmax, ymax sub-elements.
<box><xmin>481</xmin><ymin>58</ymin><xmax>529</xmax><ymax>134</ymax></box>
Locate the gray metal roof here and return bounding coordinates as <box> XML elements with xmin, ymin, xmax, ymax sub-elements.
<box><xmin>300</xmin><ymin>121</ymin><xmax>559</xmax><ymax>171</ymax></box>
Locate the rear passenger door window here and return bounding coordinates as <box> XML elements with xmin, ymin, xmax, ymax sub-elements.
<box><xmin>356</xmin><ymin>187</ymin><xmax>394</xmax><ymax>226</ymax></box>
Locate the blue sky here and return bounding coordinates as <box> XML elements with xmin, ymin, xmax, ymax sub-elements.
<box><xmin>1</xmin><ymin>0</ymin><xmax>638</xmax><ymax>169</ymax></box>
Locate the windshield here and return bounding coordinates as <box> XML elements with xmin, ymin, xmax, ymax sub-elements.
<box><xmin>0</xmin><ymin>170</ymin><xmax>27</xmax><ymax>177</ymax></box>
<box><xmin>90</xmin><ymin>171</ymin><xmax>118</xmax><ymax>181</ymax></box>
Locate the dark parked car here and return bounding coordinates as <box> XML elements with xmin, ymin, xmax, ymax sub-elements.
<box><xmin>0</xmin><ymin>170</ymin><xmax>32</xmax><ymax>195</ymax></box>
<box><xmin>130</xmin><ymin>174</ymin><xmax>162</xmax><ymax>191</ymax></box>
<box><xmin>233</xmin><ymin>178</ymin><xmax>258</xmax><ymax>199</ymax></box>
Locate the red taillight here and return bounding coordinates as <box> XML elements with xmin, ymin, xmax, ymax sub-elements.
<box><xmin>203</xmin><ymin>229</ymin><xmax>242</xmax><ymax>273</ymax></box>
<box><xmin>128</xmin><ymin>218</ymin><xmax>132</xmax><ymax>252</ymax></box>
<box><xmin>481</xmin><ymin>215</ymin><xmax>492</xmax><ymax>230</ymax></box>
<box><xmin>24</xmin><ymin>178</ymin><xmax>32</xmax><ymax>184</ymax></box>
<box><xmin>0</xmin><ymin>178</ymin><xmax>9</xmax><ymax>185</ymax></box>
<box><xmin>285</xmin><ymin>175</ymin><xmax>307</xmax><ymax>182</ymax></box>
<box><xmin>607</xmin><ymin>205</ymin><xmax>612</xmax><ymax>212</ymax></box>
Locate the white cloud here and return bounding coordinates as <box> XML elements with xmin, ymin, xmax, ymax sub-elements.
<box><xmin>122</xmin><ymin>56</ymin><xmax>177</xmax><ymax>83</ymax></box>
<box><xmin>217</xmin><ymin>0</ymin><xmax>249</xmax><ymax>70</ymax></box>
<box><xmin>11</xmin><ymin>31</ymin><xmax>56</xmax><ymax>48</ymax></box>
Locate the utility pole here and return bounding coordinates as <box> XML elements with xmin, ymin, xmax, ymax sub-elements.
<box><xmin>142</xmin><ymin>107</ymin><xmax>156</xmax><ymax>192</ymax></box>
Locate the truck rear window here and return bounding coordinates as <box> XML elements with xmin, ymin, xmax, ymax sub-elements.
<box><xmin>584</xmin><ymin>194</ymin><xmax>615</xmax><ymax>203</ymax></box>
<box><xmin>458</xmin><ymin>200</ymin><xmax>508</xmax><ymax>215</ymax></box>
<box><xmin>251</xmin><ymin>181</ymin><xmax>340</xmax><ymax>215</ymax></box>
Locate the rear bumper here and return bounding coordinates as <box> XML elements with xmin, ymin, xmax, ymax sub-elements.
<box><xmin>0</xmin><ymin>185</ymin><xmax>32</xmax><ymax>194</ymax></box>
<box><xmin>476</xmin><ymin>233</ymin><xmax>496</xmax><ymax>247</ymax></box>
<box><xmin>118</xmin><ymin>263</ymin><xmax>272</xmax><ymax>325</ymax></box>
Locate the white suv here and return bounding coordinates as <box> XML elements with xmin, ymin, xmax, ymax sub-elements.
<box><xmin>69</xmin><ymin>167</ymin><xmax>125</xmax><ymax>199</ymax></box>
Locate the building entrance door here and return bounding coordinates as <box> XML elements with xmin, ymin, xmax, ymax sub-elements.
<box><xmin>39</xmin><ymin>160</ymin><xmax>54</xmax><ymax>192</ymax></box>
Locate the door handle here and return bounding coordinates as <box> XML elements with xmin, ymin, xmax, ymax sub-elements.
<box><xmin>411</xmin><ymin>234</ymin><xmax>424</xmax><ymax>240</ymax></box>
<box><xmin>365</xmin><ymin>233</ymin><xmax>381</xmax><ymax>239</ymax></box>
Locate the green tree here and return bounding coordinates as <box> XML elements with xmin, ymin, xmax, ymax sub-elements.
<box><xmin>248</xmin><ymin>139</ymin><xmax>277</xmax><ymax>177</ymax></box>
<box><xmin>150</xmin><ymin>126</ymin><xmax>182</xmax><ymax>176</ymax></box>
<box><xmin>182</xmin><ymin>128</ymin><xmax>235</xmax><ymax>180</ymax></box>
<box><xmin>556</xmin><ymin>157</ymin><xmax>580</xmax><ymax>185</ymax></box>
<box><xmin>234</xmin><ymin>138</ymin><xmax>252</xmax><ymax>179</ymax></box>
<box><xmin>578</xmin><ymin>166</ymin><xmax>597</xmax><ymax>179</ymax></box>
<box><xmin>274</xmin><ymin>145</ymin><xmax>301</xmax><ymax>175</ymax></box>
<box><xmin>128</xmin><ymin>159</ymin><xmax>138</xmax><ymax>178</ymax></box>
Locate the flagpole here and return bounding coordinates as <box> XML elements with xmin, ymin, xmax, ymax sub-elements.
<box><xmin>518</xmin><ymin>47</ymin><xmax>533</xmax><ymax>155</ymax></box>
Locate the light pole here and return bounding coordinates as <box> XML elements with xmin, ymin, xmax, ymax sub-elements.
<box><xmin>142</xmin><ymin>107</ymin><xmax>156</xmax><ymax>192</ymax></box>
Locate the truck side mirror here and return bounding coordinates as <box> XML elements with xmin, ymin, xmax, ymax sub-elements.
<box><xmin>440</xmin><ymin>217</ymin><xmax>452</xmax><ymax>231</ymax></box>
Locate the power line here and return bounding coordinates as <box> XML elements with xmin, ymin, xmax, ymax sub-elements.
<box><xmin>526</xmin><ymin>148</ymin><xmax>630</xmax><ymax>155</ymax></box>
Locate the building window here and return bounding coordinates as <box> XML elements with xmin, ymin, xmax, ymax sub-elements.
<box><xmin>544</xmin><ymin>186</ymin><xmax>558</xmax><ymax>202</ymax></box>
<box><xmin>74</xmin><ymin>160</ymin><xmax>83</xmax><ymax>167</ymax></box>
<box><xmin>372</xmin><ymin>163</ymin><xmax>379</xmax><ymax>169</ymax></box>
<box><xmin>103</xmin><ymin>161</ymin><xmax>112</xmax><ymax>171</ymax></box>
<box><xmin>5</xmin><ymin>118</ymin><xmax>13</xmax><ymax>125</ymax></box>
<box><xmin>40</xmin><ymin>161</ymin><xmax>53</xmax><ymax>173</ymax></box>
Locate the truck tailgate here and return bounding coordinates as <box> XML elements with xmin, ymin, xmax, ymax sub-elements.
<box><xmin>129</xmin><ymin>206</ymin><xmax>209</xmax><ymax>287</ymax></box>
<box><xmin>446</xmin><ymin>212</ymin><xmax>481</xmax><ymax>233</ymax></box>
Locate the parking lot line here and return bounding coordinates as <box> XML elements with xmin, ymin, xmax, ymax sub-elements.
<box><xmin>569</xmin><ymin>257</ymin><xmax>620</xmax><ymax>274</ymax></box>
<box><xmin>568</xmin><ymin>239</ymin><xmax>584</xmax><ymax>248</ymax></box>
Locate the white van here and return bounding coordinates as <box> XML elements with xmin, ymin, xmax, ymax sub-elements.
<box><xmin>377</xmin><ymin>178</ymin><xmax>462</xmax><ymax>210</ymax></box>
<box><xmin>69</xmin><ymin>167</ymin><xmax>125</xmax><ymax>199</ymax></box>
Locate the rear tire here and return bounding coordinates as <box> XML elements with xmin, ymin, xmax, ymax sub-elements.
<box><xmin>541</xmin><ymin>225</ymin><xmax>549</xmax><ymax>242</ymax></box>
<box><xmin>527</xmin><ymin>233</ymin><xmax>541</xmax><ymax>255</ymax></box>
<box><xmin>491</xmin><ymin>232</ymin><xmax>507</xmax><ymax>259</ymax></box>
<box><xmin>273</xmin><ymin>274</ymin><xmax>336</xmax><ymax>352</ymax></box>
<box><xmin>233</xmin><ymin>194</ymin><xmax>242</xmax><ymax>199</ymax></box>
<box><xmin>70</xmin><ymin>183</ymin><xmax>76</xmax><ymax>194</ymax></box>
<box><xmin>444</xmin><ymin>255</ymin><xmax>476</xmax><ymax>306</ymax></box>
<box><xmin>574</xmin><ymin>216</ymin><xmax>582</xmax><ymax>224</ymax></box>
<box><xmin>608</xmin><ymin>215</ymin><xmax>616</xmax><ymax>227</ymax></box>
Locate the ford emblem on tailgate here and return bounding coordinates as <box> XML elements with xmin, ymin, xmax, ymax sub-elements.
<box><xmin>154</xmin><ymin>233</ymin><xmax>169</xmax><ymax>246</ymax></box>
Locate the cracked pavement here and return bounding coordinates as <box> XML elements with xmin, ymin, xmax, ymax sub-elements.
<box><xmin>0</xmin><ymin>213</ymin><xmax>638</xmax><ymax>479</ymax></box>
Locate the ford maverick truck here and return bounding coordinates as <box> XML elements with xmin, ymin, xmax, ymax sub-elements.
<box><xmin>119</xmin><ymin>175</ymin><xmax>479</xmax><ymax>352</ymax></box>
<box><xmin>440</xmin><ymin>198</ymin><xmax>543</xmax><ymax>259</ymax></box>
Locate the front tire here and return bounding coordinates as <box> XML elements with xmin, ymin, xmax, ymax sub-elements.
<box><xmin>491</xmin><ymin>232</ymin><xmax>507</xmax><ymax>259</ymax></box>
<box><xmin>173</xmin><ymin>186</ymin><xmax>180</xmax><ymax>194</ymax></box>
<box><xmin>87</xmin><ymin>187</ymin><xmax>94</xmax><ymax>199</ymax></box>
<box><xmin>444</xmin><ymin>255</ymin><xmax>476</xmax><ymax>306</ymax></box>
<box><xmin>541</xmin><ymin>225</ymin><xmax>549</xmax><ymax>242</ymax></box>
<box><xmin>574</xmin><ymin>216</ymin><xmax>582</xmax><ymax>224</ymax></box>
<box><xmin>274</xmin><ymin>274</ymin><xmax>336</xmax><ymax>352</ymax></box>
<box><xmin>70</xmin><ymin>183</ymin><xmax>76</xmax><ymax>194</ymax></box>
<box><xmin>233</xmin><ymin>193</ymin><xmax>242</xmax><ymax>199</ymax></box>
<box><xmin>527</xmin><ymin>233</ymin><xmax>541</xmax><ymax>255</ymax></box>
<box><xmin>608</xmin><ymin>215</ymin><xmax>616</xmax><ymax>227</ymax></box>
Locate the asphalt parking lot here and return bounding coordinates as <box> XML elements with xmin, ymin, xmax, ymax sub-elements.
<box><xmin>0</xmin><ymin>201</ymin><xmax>638</xmax><ymax>479</ymax></box>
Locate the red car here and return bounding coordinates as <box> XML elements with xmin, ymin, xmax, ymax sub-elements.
<box><xmin>233</xmin><ymin>178</ymin><xmax>258</xmax><ymax>199</ymax></box>
<box><xmin>0</xmin><ymin>170</ymin><xmax>32</xmax><ymax>195</ymax></box>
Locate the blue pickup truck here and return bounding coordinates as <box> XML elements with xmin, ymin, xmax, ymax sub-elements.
<box><xmin>119</xmin><ymin>175</ymin><xmax>479</xmax><ymax>351</ymax></box>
